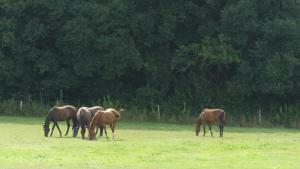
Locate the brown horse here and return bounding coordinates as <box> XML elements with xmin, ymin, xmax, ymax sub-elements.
<box><xmin>75</xmin><ymin>106</ymin><xmax>104</xmax><ymax>139</ymax></box>
<box><xmin>195</xmin><ymin>108</ymin><xmax>225</xmax><ymax>137</ymax></box>
<box><xmin>88</xmin><ymin>108</ymin><xmax>123</xmax><ymax>140</ymax></box>
<box><xmin>43</xmin><ymin>105</ymin><xmax>78</xmax><ymax>137</ymax></box>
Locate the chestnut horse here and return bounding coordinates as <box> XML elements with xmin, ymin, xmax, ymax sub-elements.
<box><xmin>43</xmin><ymin>105</ymin><xmax>78</xmax><ymax>137</ymax></box>
<box><xmin>195</xmin><ymin>108</ymin><xmax>225</xmax><ymax>137</ymax></box>
<box><xmin>75</xmin><ymin>106</ymin><xmax>104</xmax><ymax>139</ymax></box>
<box><xmin>88</xmin><ymin>108</ymin><xmax>123</xmax><ymax>140</ymax></box>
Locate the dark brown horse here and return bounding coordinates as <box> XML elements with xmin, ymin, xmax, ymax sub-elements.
<box><xmin>88</xmin><ymin>108</ymin><xmax>123</xmax><ymax>140</ymax></box>
<box><xmin>43</xmin><ymin>105</ymin><xmax>78</xmax><ymax>137</ymax></box>
<box><xmin>75</xmin><ymin>106</ymin><xmax>104</xmax><ymax>139</ymax></box>
<box><xmin>195</xmin><ymin>108</ymin><xmax>225</xmax><ymax>137</ymax></box>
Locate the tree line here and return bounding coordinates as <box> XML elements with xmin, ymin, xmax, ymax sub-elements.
<box><xmin>0</xmin><ymin>0</ymin><xmax>300</xmax><ymax>126</ymax></box>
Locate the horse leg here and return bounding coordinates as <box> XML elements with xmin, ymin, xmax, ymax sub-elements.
<box><xmin>209</xmin><ymin>125</ymin><xmax>213</xmax><ymax>137</ymax></box>
<box><xmin>219</xmin><ymin>112</ymin><xmax>225</xmax><ymax>137</ymax></box>
<box><xmin>221</xmin><ymin>124</ymin><xmax>224</xmax><ymax>137</ymax></box>
<box><xmin>50</xmin><ymin>122</ymin><xmax>55</xmax><ymax>136</ymax></box>
<box><xmin>55</xmin><ymin>122</ymin><xmax>62</xmax><ymax>137</ymax></box>
<box><xmin>110</xmin><ymin>124</ymin><xmax>115</xmax><ymax>140</ymax></box>
<box><xmin>96</xmin><ymin>126</ymin><xmax>103</xmax><ymax>138</ymax></box>
<box><xmin>99</xmin><ymin>126</ymin><xmax>104</xmax><ymax>137</ymax></box>
<box><xmin>65</xmin><ymin>119</ymin><xmax>70</xmax><ymax>136</ymax></box>
<box><xmin>203</xmin><ymin>125</ymin><xmax>206</xmax><ymax>136</ymax></box>
<box><xmin>81</xmin><ymin>125</ymin><xmax>85</xmax><ymax>139</ymax></box>
<box><xmin>95</xmin><ymin>127</ymin><xmax>99</xmax><ymax>136</ymax></box>
<box><xmin>104</xmin><ymin>126</ymin><xmax>108</xmax><ymax>141</ymax></box>
<box><xmin>87</xmin><ymin>121</ymin><xmax>92</xmax><ymax>140</ymax></box>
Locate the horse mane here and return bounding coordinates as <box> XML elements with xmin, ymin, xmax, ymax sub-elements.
<box><xmin>49</xmin><ymin>107</ymin><xmax>57</xmax><ymax>113</ymax></box>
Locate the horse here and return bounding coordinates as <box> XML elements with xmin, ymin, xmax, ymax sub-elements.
<box><xmin>43</xmin><ymin>105</ymin><xmax>78</xmax><ymax>137</ymax></box>
<box><xmin>88</xmin><ymin>108</ymin><xmax>123</xmax><ymax>140</ymax></box>
<box><xmin>195</xmin><ymin>108</ymin><xmax>225</xmax><ymax>137</ymax></box>
<box><xmin>75</xmin><ymin>106</ymin><xmax>104</xmax><ymax>139</ymax></box>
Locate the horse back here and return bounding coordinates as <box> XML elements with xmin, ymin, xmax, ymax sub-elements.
<box><xmin>93</xmin><ymin>109</ymin><xmax>118</xmax><ymax>126</ymax></box>
<box><xmin>77</xmin><ymin>107</ymin><xmax>95</xmax><ymax>126</ymax></box>
<box><xmin>49</xmin><ymin>108</ymin><xmax>68</xmax><ymax>121</ymax></box>
<box><xmin>91</xmin><ymin>110</ymin><xmax>105</xmax><ymax>126</ymax></box>
<box><xmin>199</xmin><ymin>108</ymin><xmax>225</xmax><ymax>124</ymax></box>
<box><xmin>210</xmin><ymin>109</ymin><xmax>225</xmax><ymax>124</ymax></box>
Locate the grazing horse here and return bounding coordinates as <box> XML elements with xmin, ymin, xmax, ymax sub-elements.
<box><xmin>75</xmin><ymin>106</ymin><xmax>104</xmax><ymax>139</ymax></box>
<box><xmin>195</xmin><ymin>108</ymin><xmax>225</xmax><ymax>137</ymax></box>
<box><xmin>88</xmin><ymin>108</ymin><xmax>123</xmax><ymax>140</ymax></box>
<box><xmin>43</xmin><ymin>105</ymin><xmax>78</xmax><ymax>137</ymax></box>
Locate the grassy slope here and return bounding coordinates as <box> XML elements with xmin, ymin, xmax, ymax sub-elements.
<box><xmin>0</xmin><ymin>116</ymin><xmax>299</xmax><ymax>169</ymax></box>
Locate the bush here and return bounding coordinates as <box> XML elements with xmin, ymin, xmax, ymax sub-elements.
<box><xmin>0</xmin><ymin>97</ymin><xmax>300</xmax><ymax>128</ymax></box>
<box><xmin>0</xmin><ymin>98</ymin><xmax>51</xmax><ymax>117</ymax></box>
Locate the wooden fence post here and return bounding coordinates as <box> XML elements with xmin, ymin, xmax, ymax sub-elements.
<box><xmin>258</xmin><ymin>109</ymin><xmax>262</xmax><ymax>125</ymax></box>
<box><xmin>19</xmin><ymin>100</ymin><xmax>23</xmax><ymax>111</ymax></box>
<box><xmin>40</xmin><ymin>88</ymin><xmax>43</xmax><ymax>104</ymax></box>
<box><xmin>59</xmin><ymin>89</ymin><xmax>63</xmax><ymax>103</ymax></box>
<box><xmin>183</xmin><ymin>101</ymin><xmax>186</xmax><ymax>114</ymax></box>
<box><xmin>157</xmin><ymin>105</ymin><xmax>160</xmax><ymax>121</ymax></box>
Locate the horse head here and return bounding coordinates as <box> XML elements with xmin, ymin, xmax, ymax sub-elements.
<box><xmin>195</xmin><ymin>120</ymin><xmax>201</xmax><ymax>136</ymax></box>
<box><xmin>43</xmin><ymin>124</ymin><xmax>50</xmax><ymax>137</ymax></box>
<box><xmin>195</xmin><ymin>126</ymin><xmax>200</xmax><ymax>136</ymax></box>
<box><xmin>88</xmin><ymin>130</ymin><xmax>96</xmax><ymax>140</ymax></box>
<box><xmin>73</xmin><ymin>125</ymin><xmax>79</xmax><ymax>137</ymax></box>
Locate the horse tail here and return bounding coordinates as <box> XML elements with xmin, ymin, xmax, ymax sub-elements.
<box><xmin>80</xmin><ymin>111</ymin><xmax>86</xmax><ymax>125</ymax></box>
<box><xmin>77</xmin><ymin>108</ymin><xmax>85</xmax><ymax>126</ymax></box>
<box><xmin>219</xmin><ymin>110</ymin><xmax>225</xmax><ymax>125</ymax></box>
<box><xmin>115</xmin><ymin>113</ymin><xmax>120</xmax><ymax>119</ymax></box>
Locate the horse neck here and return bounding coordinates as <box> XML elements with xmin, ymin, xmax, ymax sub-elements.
<box><xmin>195</xmin><ymin>116</ymin><xmax>202</xmax><ymax>127</ymax></box>
<box><xmin>44</xmin><ymin>114</ymin><xmax>51</xmax><ymax>127</ymax></box>
<box><xmin>89</xmin><ymin>118</ymin><xmax>97</xmax><ymax>138</ymax></box>
<box><xmin>89</xmin><ymin>118</ymin><xmax>97</xmax><ymax>131</ymax></box>
<box><xmin>72</xmin><ymin>116</ymin><xmax>78</xmax><ymax>127</ymax></box>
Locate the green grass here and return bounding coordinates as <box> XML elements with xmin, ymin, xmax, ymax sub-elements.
<box><xmin>0</xmin><ymin>116</ymin><xmax>299</xmax><ymax>169</ymax></box>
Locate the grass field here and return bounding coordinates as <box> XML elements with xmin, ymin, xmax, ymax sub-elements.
<box><xmin>0</xmin><ymin>116</ymin><xmax>299</xmax><ymax>169</ymax></box>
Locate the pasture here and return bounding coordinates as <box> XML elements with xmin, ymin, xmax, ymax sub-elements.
<box><xmin>0</xmin><ymin>116</ymin><xmax>299</xmax><ymax>169</ymax></box>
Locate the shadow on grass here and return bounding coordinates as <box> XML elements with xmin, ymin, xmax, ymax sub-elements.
<box><xmin>47</xmin><ymin>136</ymin><xmax>81</xmax><ymax>139</ymax></box>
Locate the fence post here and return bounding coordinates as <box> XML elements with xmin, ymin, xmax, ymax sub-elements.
<box><xmin>59</xmin><ymin>89</ymin><xmax>63</xmax><ymax>103</ymax></box>
<box><xmin>157</xmin><ymin>105</ymin><xmax>160</xmax><ymax>121</ymax></box>
<box><xmin>40</xmin><ymin>88</ymin><xmax>43</xmax><ymax>104</ymax></box>
<box><xmin>19</xmin><ymin>100</ymin><xmax>23</xmax><ymax>111</ymax></box>
<box><xmin>258</xmin><ymin>109</ymin><xmax>262</xmax><ymax>125</ymax></box>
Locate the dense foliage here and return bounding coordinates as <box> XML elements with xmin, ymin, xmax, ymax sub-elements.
<box><xmin>1</xmin><ymin>0</ymin><xmax>300</xmax><ymax>125</ymax></box>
